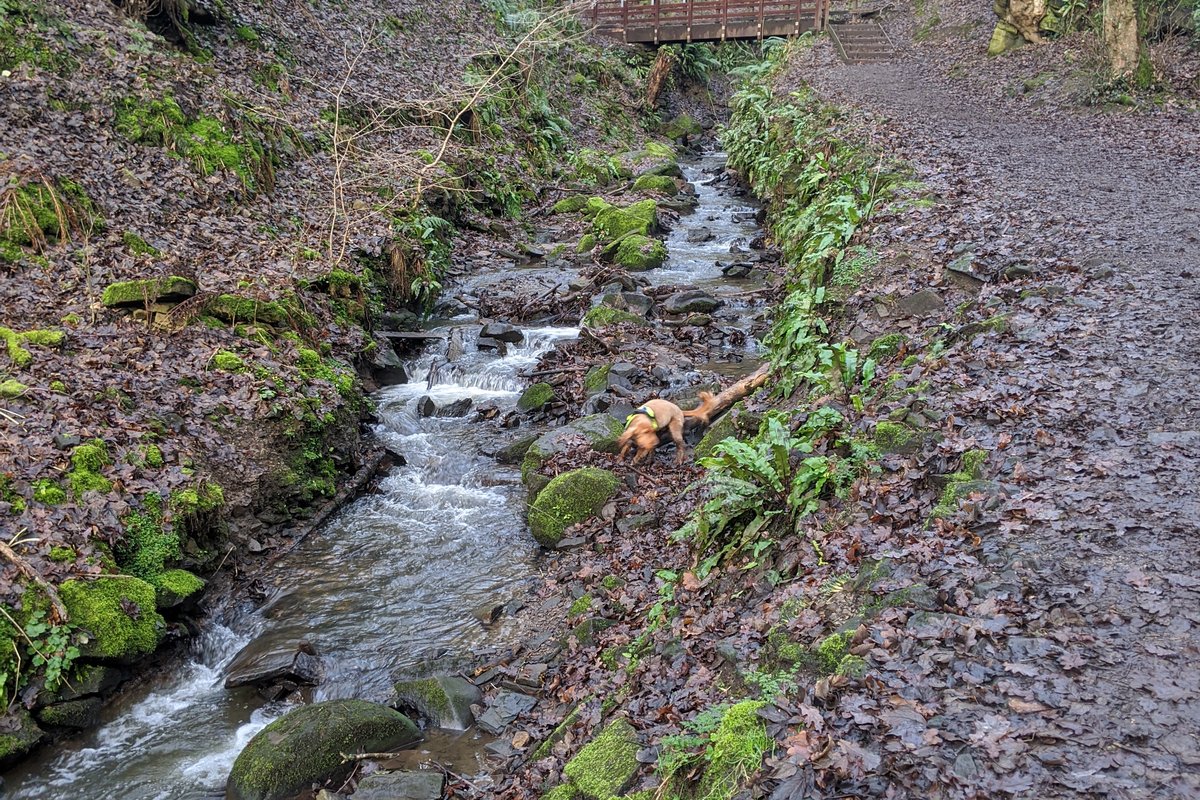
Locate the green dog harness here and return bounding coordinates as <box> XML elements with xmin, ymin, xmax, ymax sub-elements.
<box><xmin>626</xmin><ymin>406</ymin><xmax>658</xmax><ymax>430</ymax></box>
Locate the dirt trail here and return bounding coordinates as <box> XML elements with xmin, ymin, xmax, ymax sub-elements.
<box><xmin>796</xmin><ymin>26</ymin><xmax>1200</xmax><ymax>798</ymax></box>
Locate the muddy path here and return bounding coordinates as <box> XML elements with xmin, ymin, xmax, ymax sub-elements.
<box><xmin>796</xmin><ymin>21</ymin><xmax>1200</xmax><ymax>798</ymax></box>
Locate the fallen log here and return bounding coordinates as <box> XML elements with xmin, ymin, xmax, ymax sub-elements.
<box><xmin>705</xmin><ymin>363</ymin><xmax>770</xmax><ymax>420</ymax></box>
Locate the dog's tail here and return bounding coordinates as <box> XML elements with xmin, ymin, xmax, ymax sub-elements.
<box><xmin>683</xmin><ymin>391</ymin><xmax>718</xmax><ymax>427</ymax></box>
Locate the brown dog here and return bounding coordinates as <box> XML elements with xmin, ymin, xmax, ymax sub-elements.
<box><xmin>617</xmin><ymin>391</ymin><xmax>718</xmax><ymax>466</ymax></box>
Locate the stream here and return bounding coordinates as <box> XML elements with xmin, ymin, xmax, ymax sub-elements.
<box><xmin>2</xmin><ymin>150</ymin><xmax>764</xmax><ymax>799</ymax></box>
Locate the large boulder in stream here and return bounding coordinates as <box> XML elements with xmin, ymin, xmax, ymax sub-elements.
<box><xmin>226</xmin><ymin>699</ymin><xmax>420</xmax><ymax>800</ymax></box>
<box><xmin>528</xmin><ymin>467</ymin><xmax>620</xmax><ymax>548</ymax></box>
<box><xmin>223</xmin><ymin>638</ymin><xmax>323</xmax><ymax>692</ymax></box>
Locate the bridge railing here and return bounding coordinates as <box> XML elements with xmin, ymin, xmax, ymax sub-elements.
<box><xmin>591</xmin><ymin>0</ymin><xmax>828</xmax><ymax>43</ymax></box>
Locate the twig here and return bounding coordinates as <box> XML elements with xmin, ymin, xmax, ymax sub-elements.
<box><xmin>520</xmin><ymin>365</ymin><xmax>590</xmax><ymax>379</ymax></box>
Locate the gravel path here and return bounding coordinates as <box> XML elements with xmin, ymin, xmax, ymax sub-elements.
<box><xmin>798</xmin><ymin>15</ymin><xmax>1200</xmax><ymax>798</ymax></box>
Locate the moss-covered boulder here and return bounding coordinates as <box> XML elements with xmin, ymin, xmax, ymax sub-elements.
<box><xmin>206</xmin><ymin>294</ymin><xmax>291</xmax><ymax>326</ymax></box>
<box><xmin>562</xmin><ymin>717</ymin><xmax>639</xmax><ymax>799</ymax></box>
<box><xmin>552</xmin><ymin>196</ymin><xmax>590</xmax><ymax>214</ymax></box>
<box><xmin>631</xmin><ymin>174</ymin><xmax>678</xmax><ymax>195</ymax></box>
<box><xmin>0</xmin><ymin>708</ymin><xmax>45</xmax><ymax>769</ymax></box>
<box><xmin>528</xmin><ymin>468</ymin><xmax>620</xmax><ymax>548</ymax></box>
<box><xmin>873</xmin><ymin>421</ymin><xmax>919</xmax><ymax>455</ymax></box>
<box><xmin>662</xmin><ymin>113</ymin><xmax>702</xmax><ymax>141</ymax></box>
<box><xmin>36</xmin><ymin>697</ymin><xmax>103</xmax><ymax>730</ymax></box>
<box><xmin>60</xmin><ymin>576</ymin><xmax>165</xmax><ymax>663</ymax></box>
<box><xmin>583</xmin><ymin>364</ymin><xmax>612</xmax><ymax>396</ymax></box>
<box><xmin>392</xmin><ymin>675</ymin><xmax>482</xmax><ymax>730</ymax></box>
<box><xmin>593</xmin><ymin>200</ymin><xmax>658</xmax><ymax>242</ymax></box>
<box><xmin>520</xmin><ymin>415</ymin><xmax>626</xmax><ymax>488</ymax></box>
<box><xmin>610</xmin><ymin>234</ymin><xmax>667</xmax><ymax>271</ymax></box>
<box><xmin>637</xmin><ymin>160</ymin><xmax>685</xmax><ymax>180</ymax></box>
<box><xmin>227</xmin><ymin>700</ymin><xmax>420</xmax><ymax>800</ymax></box>
<box><xmin>101</xmin><ymin>276</ymin><xmax>196</xmax><ymax>308</ymax></box>
<box><xmin>518</xmin><ymin>382</ymin><xmax>555</xmax><ymax>412</ymax></box>
<box><xmin>152</xmin><ymin>569</ymin><xmax>206</xmax><ymax>611</ymax></box>
<box><xmin>581</xmin><ymin>305</ymin><xmax>649</xmax><ymax>329</ymax></box>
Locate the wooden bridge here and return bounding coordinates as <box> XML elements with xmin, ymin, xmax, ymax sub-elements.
<box><xmin>590</xmin><ymin>0</ymin><xmax>828</xmax><ymax>44</ymax></box>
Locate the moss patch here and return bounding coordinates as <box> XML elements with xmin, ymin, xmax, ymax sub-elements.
<box><xmin>152</xmin><ymin>569</ymin><xmax>205</xmax><ymax>609</ymax></box>
<box><xmin>696</xmin><ymin>701</ymin><xmax>771</xmax><ymax>799</ymax></box>
<box><xmin>868</xmin><ymin>333</ymin><xmax>905</xmax><ymax>361</ymax></box>
<box><xmin>0</xmin><ymin>379</ymin><xmax>27</xmax><ymax>399</ymax></box>
<box><xmin>68</xmin><ymin>439</ymin><xmax>112</xmax><ymax>497</ymax></box>
<box><xmin>576</xmin><ymin>233</ymin><xmax>597</xmax><ymax>254</ymax></box>
<box><xmin>631</xmin><ymin>174</ymin><xmax>677</xmax><ymax>195</ymax></box>
<box><xmin>59</xmin><ymin>576</ymin><xmax>164</xmax><ymax>662</ymax></box>
<box><xmin>563</xmin><ymin>717</ymin><xmax>639</xmax><ymax>799</ymax></box>
<box><xmin>873</xmin><ymin>421</ymin><xmax>918</xmax><ymax>455</ymax></box>
<box><xmin>518</xmin><ymin>382</ymin><xmax>555</xmax><ymax>412</ymax></box>
<box><xmin>528</xmin><ymin>467</ymin><xmax>620</xmax><ymax>547</ymax></box>
<box><xmin>212</xmin><ymin>350</ymin><xmax>245</xmax><ymax>371</ymax></box>
<box><xmin>0</xmin><ymin>707</ymin><xmax>45</xmax><ymax>768</ymax></box>
<box><xmin>33</xmin><ymin>479</ymin><xmax>65</xmax><ymax>505</ymax></box>
<box><xmin>583</xmin><ymin>364</ymin><xmax>611</xmax><ymax>395</ymax></box>
<box><xmin>553</xmin><ymin>196</ymin><xmax>589</xmax><ymax>214</ymax></box>
<box><xmin>2</xmin><ymin>326</ymin><xmax>66</xmax><ymax>368</ymax></box>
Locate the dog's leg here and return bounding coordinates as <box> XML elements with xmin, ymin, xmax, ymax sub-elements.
<box><xmin>668</xmin><ymin>418</ymin><xmax>687</xmax><ymax>465</ymax></box>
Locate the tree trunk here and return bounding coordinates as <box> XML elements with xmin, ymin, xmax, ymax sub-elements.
<box><xmin>1103</xmin><ymin>0</ymin><xmax>1140</xmax><ymax>78</ymax></box>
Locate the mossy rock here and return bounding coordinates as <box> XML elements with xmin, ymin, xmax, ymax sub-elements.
<box><xmin>46</xmin><ymin>664</ymin><xmax>122</xmax><ymax>704</ymax></box>
<box><xmin>541</xmin><ymin>785</ymin><xmax>579</xmax><ymax>800</ymax></box>
<box><xmin>392</xmin><ymin>675</ymin><xmax>482</xmax><ymax>730</ymax></box>
<box><xmin>562</xmin><ymin>717</ymin><xmax>639</xmax><ymax>799</ymax></box>
<box><xmin>576</xmin><ymin>233</ymin><xmax>597</xmax><ymax>254</ymax></box>
<box><xmin>570</xmin><ymin>617</ymin><xmax>616</xmax><ymax>645</ymax></box>
<box><xmin>60</xmin><ymin>576</ymin><xmax>165</xmax><ymax>663</ymax></box>
<box><xmin>581</xmin><ymin>197</ymin><xmax>610</xmax><ymax>220</ymax></box>
<box><xmin>581</xmin><ymin>305</ymin><xmax>648</xmax><ymax>329</ymax></box>
<box><xmin>987</xmin><ymin>20</ymin><xmax>1023</xmax><ymax>56</ymax></box>
<box><xmin>696</xmin><ymin>701</ymin><xmax>771</xmax><ymax>799</ymax></box>
<box><xmin>0</xmin><ymin>708</ymin><xmax>45</xmax><ymax>769</ymax></box>
<box><xmin>0</xmin><ymin>379</ymin><xmax>27</xmax><ymax>399</ymax></box>
<box><xmin>637</xmin><ymin>161</ymin><xmax>685</xmax><ymax>180</ymax></box>
<box><xmin>206</xmin><ymin>294</ymin><xmax>291</xmax><ymax>326</ymax></box>
<box><xmin>152</xmin><ymin>569</ymin><xmax>206</xmax><ymax>610</ymax></box>
<box><xmin>631</xmin><ymin>174</ymin><xmax>678</xmax><ymax>195</ymax></box>
<box><xmin>2</xmin><ymin>326</ymin><xmax>66</xmax><ymax>368</ymax></box>
<box><xmin>662</xmin><ymin>113</ymin><xmax>703</xmax><ymax>140</ymax></box>
<box><xmin>867</xmin><ymin>333</ymin><xmax>905</xmax><ymax>361</ymax></box>
<box><xmin>518</xmin><ymin>382</ymin><xmax>555</xmax><ymax>412</ymax></box>
<box><xmin>610</xmin><ymin>234</ymin><xmax>666</xmax><ymax>271</ymax></box>
<box><xmin>496</xmin><ymin>434</ymin><xmax>540</xmax><ymax>465</ymax></box>
<box><xmin>592</xmin><ymin>200</ymin><xmax>657</xmax><ymax>242</ymax></box>
<box><xmin>227</xmin><ymin>700</ymin><xmax>420</xmax><ymax>800</ymax></box>
<box><xmin>583</xmin><ymin>364</ymin><xmax>611</xmax><ymax>396</ymax></box>
<box><xmin>36</xmin><ymin>697</ymin><xmax>103</xmax><ymax>730</ymax></box>
<box><xmin>552</xmin><ymin>196</ymin><xmax>589</xmax><ymax>214</ymax></box>
<box><xmin>873</xmin><ymin>421</ymin><xmax>919</xmax><ymax>455</ymax></box>
<box><xmin>520</xmin><ymin>414</ymin><xmax>626</xmax><ymax>490</ymax></box>
<box><xmin>528</xmin><ymin>467</ymin><xmax>620</xmax><ymax>548</ymax></box>
<box><xmin>101</xmin><ymin>276</ymin><xmax>196</xmax><ymax>308</ymax></box>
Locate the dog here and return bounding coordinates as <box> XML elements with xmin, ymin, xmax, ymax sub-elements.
<box><xmin>617</xmin><ymin>391</ymin><xmax>718</xmax><ymax>466</ymax></box>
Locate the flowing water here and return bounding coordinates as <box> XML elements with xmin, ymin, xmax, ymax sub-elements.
<box><xmin>3</xmin><ymin>149</ymin><xmax>764</xmax><ymax>799</ymax></box>
<box><xmin>3</xmin><ymin>328</ymin><xmax>577</xmax><ymax>800</ymax></box>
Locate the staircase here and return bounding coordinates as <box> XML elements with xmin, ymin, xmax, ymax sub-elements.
<box><xmin>829</xmin><ymin>21</ymin><xmax>895</xmax><ymax>64</ymax></box>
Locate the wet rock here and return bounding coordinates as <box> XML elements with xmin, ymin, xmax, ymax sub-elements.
<box><xmin>368</xmin><ymin>342</ymin><xmax>408</xmax><ymax>386</ymax></box>
<box><xmin>226</xmin><ymin>700</ymin><xmax>420</xmax><ymax>800</ymax></box>
<box><xmin>392</xmin><ymin>675</ymin><xmax>482</xmax><ymax>730</ymax></box>
<box><xmin>620</xmin><ymin>292</ymin><xmax>654</xmax><ymax>317</ymax></box>
<box><xmin>480</xmin><ymin>322</ymin><xmax>523</xmax><ymax>344</ymax></box>
<box><xmin>473</xmin><ymin>601</ymin><xmax>505</xmax><ymax>626</ymax></box>
<box><xmin>894</xmin><ymin>289</ymin><xmax>944</xmax><ymax>317</ymax></box>
<box><xmin>719</xmin><ymin>261</ymin><xmax>754</xmax><ymax>278</ymax></box>
<box><xmin>0</xmin><ymin>708</ymin><xmax>45</xmax><ymax>769</ymax></box>
<box><xmin>609</xmin><ymin>362</ymin><xmax>640</xmax><ymax>380</ymax></box>
<box><xmin>53</xmin><ymin>433</ymin><xmax>82</xmax><ymax>450</ymax></box>
<box><xmin>663</xmin><ymin>289</ymin><xmax>721</xmax><ymax>315</ymax></box>
<box><xmin>379</xmin><ymin>310</ymin><xmax>419</xmax><ymax>331</ymax></box>
<box><xmin>224</xmin><ymin>638</ymin><xmax>324</xmax><ymax>690</ymax></box>
<box><xmin>517</xmin><ymin>382</ymin><xmax>555</xmax><ymax>412</ymax></box>
<box><xmin>416</xmin><ymin>396</ymin><xmax>437</xmax><ymax>417</ymax></box>
<box><xmin>36</xmin><ymin>697</ymin><xmax>102</xmax><ymax>730</ymax></box>
<box><xmin>43</xmin><ymin>664</ymin><xmax>122</xmax><ymax>704</ymax></box>
<box><xmin>475</xmin><ymin>690</ymin><xmax>538</xmax><ymax>735</ymax></box>
<box><xmin>446</xmin><ymin>328</ymin><xmax>468</xmax><ymax>362</ymax></box>
<box><xmin>354</xmin><ymin>771</ymin><xmax>444</xmax><ymax>800</ymax></box>
<box><xmin>436</xmin><ymin>398</ymin><xmax>473</xmax><ymax>418</ymax></box>
<box><xmin>686</xmin><ymin>227</ymin><xmax>715</xmax><ymax>243</ymax></box>
<box><xmin>495</xmin><ymin>434</ymin><xmax>539</xmax><ymax>465</ymax></box>
<box><xmin>475</xmin><ymin>337</ymin><xmax>508</xmax><ymax>356</ymax></box>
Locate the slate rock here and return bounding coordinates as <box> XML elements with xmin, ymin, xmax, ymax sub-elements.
<box><xmin>480</xmin><ymin>322</ymin><xmax>524</xmax><ymax>344</ymax></box>
<box><xmin>354</xmin><ymin>771</ymin><xmax>444</xmax><ymax>800</ymax></box>
<box><xmin>662</xmin><ymin>289</ymin><xmax>721</xmax><ymax>315</ymax></box>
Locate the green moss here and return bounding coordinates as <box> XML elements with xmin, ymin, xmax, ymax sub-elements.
<box><xmin>581</xmin><ymin>305</ymin><xmax>648</xmax><ymax>328</ymax></box>
<box><xmin>533</xmin><ymin>704</ymin><xmax>584</xmax><ymax>760</ymax></box>
<box><xmin>121</xmin><ymin>231</ymin><xmax>160</xmax><ymax>257</ymax></box>
<box><xmin>576</xmin><ymin>233</ymin><xmax>597</xmax><ymax>253</ymax></box>
<box><xmin>873</xmin><ymin>421</ymin><xmax>916</xmax><ymax>454</ymax></box>
<box><xmin>206</xmin><ymin>293</ymin><xmax>296</xmax><ymax>326</ymax></box>
<box><xmin>48</xmin><ymin>546</ymin><xmax>75</xmax><ymax>562</ymax></box>
<box><xmin>518</xmin><ymin>382</ymin><xmax>555</xmax><ymax>412</ymax></box>
<box><xmin>528</xmin><ymin>467</ymin><xmax>620</xmax><ymax>547</ymax></box>
<box><xmin>696</xmin><ymin>701</ymin><xmax>772</xmax><ymax>800</ymax></box>
<box><xmin>212</xmin><ymin>350</ymin><xmax>245</xmax><ymax>372</ymax></box>
<box><xmin>631</xmin><ymin>174</ymin><xmax>677</xmax><ymax>195</ymax></box>
<box><xmin>581</xmin><ymin>196</ymin><xmax>610</xmax><ymax>220</ymax></box>
<box><xmin>0</xmin><ymin>707</ymin><xmax>45</xmax><ymax>767</ymax></box>
<box><xmin>541</xmin><ymin>785</ymin><xmax>579</xmax><ymax>800</ymax></box>
<box><xmin>593</xmin><ymin>199</ymin><xmax>657</xmax><ymax>242</ymax></box>
<box><xmin>959</xmin><ymin>448</ymin><xmax>988</xmax><ymax>479</ymax></box>
<box><xmin>36</xmin><ymin>697</ymin><xmax>102</xmax><ymax>730</ymax></box>
<box><xmin>49</xmin><ymin>380</ymin><xmax>67</xmax><ymax>393</ymax></box>
<box><xmin>553</xmin><ymin>196</ymin><xmax>589</xmax><ymax>214</ymax></box>
<box><xmin>2</xmin><ymin>326</ymin><xmax>66</xmax><ymax>368</ymax></box>
<box><xmin>33</xmin><ymin>479</ymin><xmax>65</xmax><ymax>506</ymax></box>
<box><xmin>662</xmin><ymin>113</ymin><xmax>702</xmax><ymax>140</ymax></box>
<box><xmin>59</xmin><ymin>576</ymin><xmax>164</xmax><ymax>661</ymax></box>
<box><xmin>0</xmin><ymin>177</ymin><xmax>94</xmax><ymax>255</ymax></box>
<box><xmin>0</xmin><ymin>379</ymin><xmax>27</xmax><ymax>399</ymax></box>
<box><xmin>583</xmin><ymin>364</ymin><xmax>611</xmax><ymax>395</ymax></box>
<box><xmin>568</xmin><ymin>594</ymin><xmax>593</xmax><ymax>617</ymax></box>
<box><xmin>0</xmin><ymin>474</ymin><xmax>25</xmax><ymax>513</ymax></box>
<box><xmin>170</xmin><ymin>482</ymin><xmax>225</xmax><ymax>516</ymax></box>
<box><xmin>816</xmin><ymin>632</ymin><xmax>850</xmax><ymax>674</ymax></box>
<box><xmin>835</xmin><ymin>654</ymin><xmax>868</xmax><ymax>678</ymax></box>
<box><xmin>234</xmin><ymin>24</ymin><xmax>260</xmax><ymax>42</ymax></box>
<box><xmin>641</xmin><ymin>141</ymin><xmax>676</xmax><ymax>160</ymax></box>
<box><xmin>151</xmin><ymin>569</ymin><xmax>205</xmax><ymax>609</ymax></box>
<box><xmin>68</xmin><ymin>439</ymin><xmax>112</xmax><ymax>497</ymax></box>
<box><xmin>100</xmin><ymin>276</ymin><xmax>196</xmax><ymax>307</ymax></box>
<box><xmin>297</xmin><ymin>347</ymin><xmax>358</xmax><ymax>399</ymax></box>
<box><xmin>611</xmin><ymin>234</ymin><xmax>667</xmax><ymax>271</ymax></box>
<box><xmin>141</xmin><ymin>444</ymin><xmax>164</xmax><ymax>468</ymax></box>
<box><xmin>868</xmin><ymin>333</ymin><xmax>905</xmax><ymax>361</ymax></box>
<box><xmin>563</xmin><ymin>717</ymin><xmax>640</xmax><ymax>799</ymax></box>
<box><xmin>601</xmin><ymin>575</ymin><xmax>623</xmax><ymax>590</ymax></box>
<box><xmin>118</xmin><ymin>494</ymin><xmax>181</xmax><ymax>581</ymax></box>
